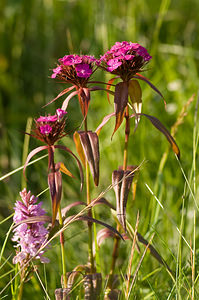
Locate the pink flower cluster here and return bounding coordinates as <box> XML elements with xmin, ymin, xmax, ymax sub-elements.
<box><xmin>12</xmin><ymin>189</ymin><xmax>49</xmax><ymax>266</ymax></box>
<box><xmin>51</xmin><ymin>54</ymin><xmax>96</xmax><ymax>79</ymax></box>
<box><xmin>100</xmin><ymin>41</ymin><xmax>152</xmax><ymax>73</ymax></box>
<box><xmin>37</xmin><ymin>109</ymin><xmax>67</xmax><ymax>135</ymax></box>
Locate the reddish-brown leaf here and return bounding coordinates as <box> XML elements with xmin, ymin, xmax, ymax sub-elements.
<box><xmin>95</xmin><ymin>113</ymin><xmax>115</xmax><ymax>135</ymax></box>
<box><xmin>78</xmin><ymin>87</ymin><xmax>90</xmax><ymax>118</ymax></box>
<box><xmin>78</xmin><ymin>131</ymin><xmax>100</xmax><ymax>186</ymax></box>
<box><xmin>112</xmin><ymin>169</ymin><xmax>134</xmax><ymax>231</ymax></box>
<box><xmin>54</xmin><ymin>145</ymin><xmax>84</xmax><ymax>190</ymax></box>
<box><xmin>137</xmin><ymin>233</ymin><xmax>172</xmax><ymax>273</ymax></box>
<box><xmin>91</xmin><ymin>197</ymin><xmax>115</xmax><ymax>209</ymax></box>
<box><xmin>23</xmin><ymin>145</ymin><xmax>48</xmax><ymax>179</ymax></box>
<box><xmin>106</xmin><ymin>77</ymin><xmax>118</xmax><ymax>103</ymax></box>
<box><xmin>55</xmin><ymin>162</ymin><xmax>75</xmax><ymax>178</ymax></box>
<box><xmin>43</xmin><ymin>86</ymin><xmax>75</xmax><ymax>108</ymax></box>
<box><xmin>83</xmin><ymin>273</ymin><xmax>102</xmax><ymax>300</ymax></box>
<box><xmin>63</xmin><ymin>215</ymin><xmax>123</xmax><ymax>240</ymax></box>
<box><xmin>48</xmin><ymin>170</ymin><xmax>62</xmax><ymax>226</ymax></box>
<box><xmin>143</xmin><ymin>114</ymin><xmax>180</xmax><ymax>158</ymax></box>
<box><xmin>113</xmin><ymin>82</ymin><xmax>129</xmax><ymax>136</ymax></box>
<box><xmin>96</xmin><ymin>228</ymin><xmax>117</xmax><ymax>248</ymax></box>
<box><xmin>13</xmin><ymin>215</ymin><xmax>51</xmax><ymax>228</ymax></box>
<box><xmin>133</xmin><ymin>73</ymin><xmax>166</xmax><ymax>107</ymax></box>
<box><xmin>89</xmin><ymin>86</ymin><xmax>115</xmax><ymax>97</ymax></box>
<box><xmin>60</xmin><ymin>201</ymin><xmax>86</xmax><ymax>218</ymax></box>
<box><xmin>128</xmin><ymin>80</ymin><xmax>142</xmax><ymax>128</ymax></box>
<box><xmin>61</xmin><ymin>90</ymin><xmax>79</xmax><ymax>111</ymax></box>
<box><xmin>129</xmin><ymin>113</ymin><xmax>180</xmax><ymax>158</ymax></box>
<box><xmin>73</xmin><ymin>131</ymin><xmax>86</xmax><ymax>168</ymax></box>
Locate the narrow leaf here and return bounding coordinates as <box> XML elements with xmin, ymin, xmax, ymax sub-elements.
<box><xmin>95</xmin><ymin>113</ymin><xmax>115</xmax><ymax>135</ymax></box>
<box><xmin>60</xmin><ymin>201</ymin><xmax>86</xmax><ymax>218</ymax></box>
<box><xmin>128</xmin><ymin>80</ymin><xmax>142</xmax><ymax>127</ymax></box>
<box><xmin>87</xmin><ymin>131</ymin><xmax>100</xmax><ymax>186</ymax></box>
<box><xmin>112</xmin><ymin>170</ymin><xmax>124</xmax><ymax>221</ymax></box>
<box><xmin>54</xmin><ymin>145</ymin><xmax>84</xmax><ymax>190</ymax></box>
<box><xmin>142</xmin><ymin>113</ymin><xmax>180</xmax><ymax>158</ymax></box>
<box><xmin>43</xmin><ymin>86</ymin><xmax>75</xmax><ymax>108</ymax></box>
<box><xmin>73</xmin><ymin>131</ymin><xmax>86</xmax><ymax>167</ymax></box>
<box><xmin>79</xmin><ymin>131</ymin><xmax>100</xmax><ymax>186</ymax></box>
<box><xmin>133</xmin><ymin>73</ymin><xmax>166</xmax><ymax>107</ymax></box>
<box><xmin>119</xmin><ymin>171</ymin><xmax>134</xmax><ymax>231</ymax></box>
<box><xmin>137</xmin><ymin>233</ymin><xmax>172</xmax><ymax>273</ymax></box>
<box><xmin>13</xmin><ymin>215</ymin><xmax>51</xmax><ymax>228</ymax></box>
<box><xmin>61</xmin><ymin>90</ymin><xmax>79</xmax><ymax>111</ymax></box>
<box><xmin>23</xmin><ymin>146</ymin><xmax>48</xmax><ymax>179</ymax></box>
<box><xmin>89</xmin><ymin>86</ymin><xmax>115</xmax><ymax>96</ymax></box>
<box><xmin>112</xmin><ymin>169</ymin><xmax>134</xmax><ymax>231</ymax></box>
<box><xmin>56</xmin><ymin>162</ymin><xmax>75</xmax><ymax>178</ymax></box>
<box><xmin>106</xmin><ymin>77</ymin><xmax>118</xmax><ymax>103</ymax></box>
<box><xmin>48</xmin><ymin>171</ymin><xmax>62</xmax><ymax>226</ymax></box>
<box><xmin>78</xmin><ymin>87</ymin><xmax>90</xmax><ymax>118</ymax></box>
<box><xmin>63</xmin><ymin>215</ymin><xmax>124</xmax><ymax>240</ymax></box>
<box><xmin>83</xmin><ymin>273</ymin><xmax>102</xmax><ymax>300</ymax></box>
<box><xmin>96</xmin><ymin>228</ymin><xmax>117</xmax><ymax>248</ymax></box>
<box><xmin>91</xmin><ymin>197</ymin><xmax>115</xmax><ymax>210</ymax></box>
<box><xmin>113</xmin><ymin>82</ymin><xmax>129</xmax><ymax>136</ymax></box>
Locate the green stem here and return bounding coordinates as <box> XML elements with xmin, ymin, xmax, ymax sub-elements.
<box><xmin>108</xmin><ymin>106</ymin><xmax>130</xmax><ymax>288</ymax></box>
<box><xmin>58</xmin><ymin>207</ymin><xmax>67</xmax><ymax>288</ymax></box>
<box><xmin>17</xmin><ymin>280</ymin><xmax>24</xmax><ymax>300</ymax></box>
<box><xmin>107</xmin><ymin>228</ymin><xmax>120</xmax><ymax>288</ymax></box>
<box><xmin>84</xmin><ymin>117</ymin><xmax>95</xmax><ymax>273</ymax></box>
<box><xmin>17</xmin><ymin>268</ymin><xmax>25</xmax><ymax>300</ymax></box>
<box><xmin>48</xmin><ymin>146</ymin><xmax>67</xmax><ymax>287</ymax></box>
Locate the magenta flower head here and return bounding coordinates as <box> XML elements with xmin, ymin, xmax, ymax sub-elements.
<box><xmin>50</xmin><ymin>54</ymin><xmax>98</xmax><ymax>118</ymax></box>
<box><xmin>12</xmin><ymin>189</ymin><xmax>49</xmax><ymax>266</ymax></box>
<box><xmin>32</xmin><ymin>109</ymin><xmax>67</xmax><ymax>145</ymax></box>
<box><xmin>51</xmin><ymin>54</ymin><xmax>96</xmax><ymax>83</ymax></box>
<box><xmin>23</xmin><ymin>109</ymin><xmax>84</xmax><ymax>226</ymax></box>
<box><xmin>56</xmin><ymin>108</ymin><xmax>67</xmax><ymax>120</ymax></box>
<box><xmin>96</xmin><ymin>42</ymin><xmax>169</xmax><ymax>137</ymax></box>
<box><xmin>99</xmin><ymin>41</ymin><xmax>152</xmax><ymax>81</ymax></box>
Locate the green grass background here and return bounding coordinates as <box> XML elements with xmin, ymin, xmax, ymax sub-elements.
<box><xmin>1</xmin><ymin>0</ymin><xmax>199</xmax><ymax>298</ymax></box>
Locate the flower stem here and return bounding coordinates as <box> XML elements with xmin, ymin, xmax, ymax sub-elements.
<box><xmin>108</xmin><ymin>106</ymin><xmax>130</xmax><ymax>288</ymax></box>
<box><xmin>58</xmin><ymin>206</ymin><xmax>67</xmax><ymax>288</ymax></box>
<box><xmin>123</xmin><ymin>106</ymin><xmax>130</xmax><ymax>171</ymax></box>
<box><xmin>17</xmin><ymin>268</ymin><xmax>25</xmax><ymax>300</ymax></box>
<box><xmin>107</xmin><ymin>231</ymin><xmax>120</xmax><ymax>288</ymax></box>
<box><xmin>84</xmin><ymin>117</ymin><xmax>95</xmax><ymax>273</ymax></box>
<box><xmin>48</xmin><ymin>146</ymin><xmax>67</xmax><ymax>287</ymax></box>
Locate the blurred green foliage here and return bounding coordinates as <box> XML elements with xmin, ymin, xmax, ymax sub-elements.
<box><xmin>1</xmin><ymin>0</ymin><xmax>199</xmax><ymax>298</ymax></box>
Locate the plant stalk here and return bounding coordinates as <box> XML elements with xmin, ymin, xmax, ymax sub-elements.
<box><xmin>108</xmin><ymin>106</ymin><xmax>130</xmax><ymax>288</ymax></box>
<box><xmin>84</xmin><ymin>116</ymin><xmax>95</xmax><ymax>273</ymax></box>
<box><xmin>58</xmin><ymin>207</ymin><xmax>67</xmax><ymax>288</ymax></box>
<box><xmin>17</xmin><ymin>268</ymin><xmax>26</xmax><ymax>300</ymax></box>
<box><xmin>48</xmin><ymin>146</ymin><xmax>67</xmax><ymax>287</ymax></box>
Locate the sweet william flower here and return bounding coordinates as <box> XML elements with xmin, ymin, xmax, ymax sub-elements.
<box><xmin>99</xmin><ymin>41</ymin><xmax>152</xmax><ymax>80</ymax></box>
<box><xmin>32</xmin><ymin>109</ymin><xmax>67</xmax><ymax>145</ymax></box>
<box><xmin>37</xmin><ymin>115</ymin><xmax>58</xmax><ymax>123</ymax></box>
<box><xmin>23</xmin><ymin>109</ymin><xmax>84</xmax><ymax>225</ymax></box>
<box><xmin>50</xmin><ymin>54</ymin><xmax>98</xmax><ymax>118</ymax></box>
<box><xmin>51</xmin><ymin>54</ymin><xmax>96</xmax><ymax>81</ymax></box>
<box><xmin>51</xmin><ymin>66</ymin><xmax>62</xmax><ymax>79</ymax></box>
<box><xmin>39</xmin><ymin>124</ymin><xmax>52</xmax><ymax>135</ymax></box>
<box><xmin>56</xmin><ymin>108</ymin><xmax>67</xmax><ymax>120</ymax></box>
<box><xmin>75</xmin><ymin>63</ymin><xmax>92</xmax><ymax>78</ymax></box>
<box><xmin>12</xmin><ymin>189</ymin><xmax>49</xmax><ymax>266</ymax></box>
<box><xmin>96</xmin><ymin>41</ymin><xmax>180</xmax><ymax>159</ymax></box>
